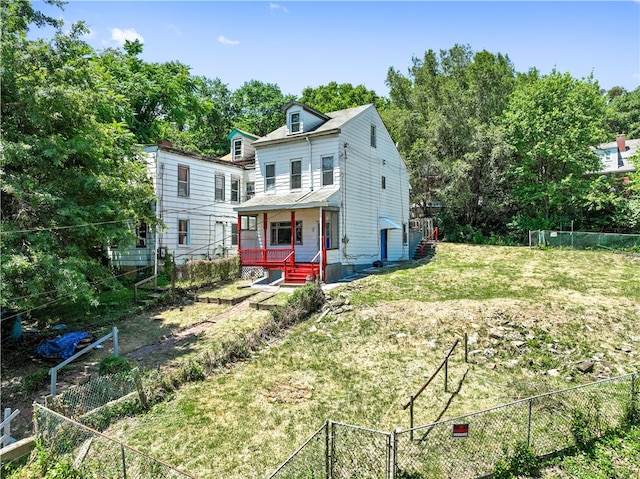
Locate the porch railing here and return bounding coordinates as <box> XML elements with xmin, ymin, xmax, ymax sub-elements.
<box><xmin>239</xmin><ymin>248</ymin><xmax>294</xmax><ymax>265</ymax></box>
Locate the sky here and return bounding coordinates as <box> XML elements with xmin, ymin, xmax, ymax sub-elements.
<box><xmin>32</xmin><ymin>1</ymin><xmax>640</xmax><ymax>98</ymax></box>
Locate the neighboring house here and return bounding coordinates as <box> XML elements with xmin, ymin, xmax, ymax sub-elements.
<box><xmin>591</xmin><ymin>134</ymin><xmax>639</xmax><ymax>175</ymax></box>
<box><xmin>109</xmin><ymin>139</ymin><xmax>255</xmax><ymax>272</ymax></box>
<box><xmin>234</xmin><ymin>101</ymin><xmax>410</xmax><ymax>284</ymax></box>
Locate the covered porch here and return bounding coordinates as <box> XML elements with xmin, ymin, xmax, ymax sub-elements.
<box><xmin>234</xmin><ymin>189</ymin><xmax>341</xmax><ymax>284</ymax></box>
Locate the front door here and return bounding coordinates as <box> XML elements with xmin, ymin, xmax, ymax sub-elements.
<box><xmin>381</xmin><ymin>229</ymin><xmax>388</xmax><ymax>260</ymax></box>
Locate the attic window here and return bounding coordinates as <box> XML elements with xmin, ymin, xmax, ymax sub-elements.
<box><xmin>289</xmin><ymin>112</ymin><xmax>301</xmax><ymax>134</ymax></box>
<box><xmin>233</xmin><ymin>139</ymin><xmax>242</xmax><ymax>159</ymax></box>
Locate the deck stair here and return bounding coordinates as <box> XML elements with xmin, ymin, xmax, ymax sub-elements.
<box><xmin>284</xmin><ymin>262</ymin><xmax>319</xmax><ymax>285</ymax></box>
<box><xmin>413</xmin><ymin>239</ymin><xmax>437</xmax><ymax>261</ymax></box>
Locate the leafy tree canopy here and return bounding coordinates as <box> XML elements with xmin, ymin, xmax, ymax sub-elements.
<box><xmin>299</xmin><ymin>81</ymin><xmax>386</xmax><ymax>113</ymax></box>
<box><xmin>231</xmin><ymin>80</ymin><xmax>295</xmax><ymax>136</ymax></box>
<box><xmin>1</xmin><ymin>0</ymin><xmax>156</xmax><ymax>317</ymax></box>
<box><xmin>605</xmin><ymin>86</ymin><xmax>640</xmax><ymax>139</ymax></box>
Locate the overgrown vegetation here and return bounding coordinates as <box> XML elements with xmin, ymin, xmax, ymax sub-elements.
<box><xmin>493</xmin><ymin>441</ymin><xmax>540</xmax><ymax>479</ymax></box>
<box><xmin>173</xmin><ymin>255</ymin><xmax>241</xmax><ymax>286</ymax></box>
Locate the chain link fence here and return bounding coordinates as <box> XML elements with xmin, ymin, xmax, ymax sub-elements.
<box><xmin>46</xmin><ymin>369</ymin><xmax>141</xmax><ymax>420</ymax></box>
<box><xmin>269</xmin><ymin>373</ymin><xmax>638</xmax><ymax>479</ymax></box>
<box><xmin>529</xmin><ymin>230</ymin><xmax>640</xmax><ymax>250</ymax></box>
<box><xmin>33</xmin><ymin>403</ymin><xmax>197</xmax><ymax>478</ymax></box>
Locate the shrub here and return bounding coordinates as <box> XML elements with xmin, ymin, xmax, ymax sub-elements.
<box><xmin>493</xmin><ymin>441</ymin><xmax>540</xmax><ymax>479</ymax></box>
<box><xmin>98</xmin><ymin>355</ymin><xmax>132</xmax><ymax>375</ymax></box>
<box><xmin>23</xmin><ymin>369</ymin><xmax>49</xmax><ymax>393</ymax></box>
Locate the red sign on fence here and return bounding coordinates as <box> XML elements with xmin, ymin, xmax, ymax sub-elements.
<box><xmin>452</xmin><ymin>423</ymin><xmax>469</xmax><ymax>438</ymax></box>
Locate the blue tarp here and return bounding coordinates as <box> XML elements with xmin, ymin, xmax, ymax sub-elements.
<box><xmin>34</xmin><ymin>331</ymin><xmax>89</xmax><ymax>360</ymax></box>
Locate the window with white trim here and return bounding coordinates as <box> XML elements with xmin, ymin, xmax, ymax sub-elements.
<box><xmin>290</xmin><ymin>159</ymin><xmax>302</xmax><ymax>190</ymax></box>
<box><xmin>271</xmin><ymin>221</ymin><xmax>303</xmax><ymax>245</ymax></box>
<box><xmin>265</xmin><ymin>163</ymin><xmax>275</xmax><ymax>192</ymax></box>
<box><xmin>178</xmin><ymin>165</ymin><xmax>189</xmax><ymax>197</ymax></box>
<box><xmin>241</xmin><ymin>215</ymin><xmax>257</xmax><ymax>231</ymax></box>
<box><xmin>215</xmin><ymin>173</ymin><xmax>225</xmax><ymax>201</ymax></box>
<box><xmin>245</xmin><ymin>181</ymin><xmax>255</xmax><ymax>200</ymax></box>
<box><xmin>231</xmin><ymin>176</ymin><xmax>240</xmax><ymax>203</ymax></box>
<box><xmin>136</xmin><ymin>221</ymin><xmax>147</xmax><ymax>248</ymax></box>
<box><xmin>322</xmin><ymin>155</ymin><xmax>334</xmax><ymax>186</ymax></box>
<box><xmin>289</xmin><ymin>112</ymin><xmax>301</xmax><ymax>133</ymax></box>
<box><xmin>178</xmin><ymin>219</ymin><xmax>189</xmax><ymax>245</ymax></box>
<box><xmin>233</xmin><ymin>139</ymin><xmax>242</xmax><ymax>160</ymax></box>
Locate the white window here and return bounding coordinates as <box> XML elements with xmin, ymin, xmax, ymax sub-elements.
<box><xmin>178</xmin><ymin>219</ymin><xmax>189</xmax><ymax>245</ymax></box>
<box><xmin>178</xmin><ymin>165</ymin><xmax>189</xmax><ymax>197</ymax></box>
<box><xmin>322</xmin><ymin>156</ymin><xmax>334</xmax><ymax>186</ymax></box>
<box><xmin>215</xmin><ymin>173</ymin><xmax>225</xmax><ymax>201</ymax></box>
<box><xmin>291</xmin><ymin>159</ymin><xmax>302</xmax><ymax>190</ymax></box>
<box><xmin>233</xmin><ymin>139</ymin><xmax>242</xmax><ymax>159</ymax></box>
<box><xmin>241</xmin><ymin>215</ymin><xmax>257</xmax><ymax>231</ymax></box>
<box><xmin>370</xmin><ymin>124</ymin><xmax>377</xmax><ymax>148</ymax></box>
<box><xmin>136</xmin><ymin>221</ymin><xmax>147</xmax><ymax>248</ymax></box>
<box><xmin>245</xmin><ymin>181</ymin><xmax>255</xmax><ymax>200</ymax></box>
<box><xmin>289</xmin><ymin>111</ymin><xmax>301</xmax><ymax>133</ymax></box>
<box><xmin>265</xmin><ymin>163</ymin><xmax>275</xmax><ymax>192</ymax></box>
<box><xmin>271</xmin><ymin>221</ymin><xmax>303</xmax><ymax>245</ymax></box>
<box><xmin>231</xmin><ymin>177</ymin><xmax>240</xmax><ymax>203</ymax></box>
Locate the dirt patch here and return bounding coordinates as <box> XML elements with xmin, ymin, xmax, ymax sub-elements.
<box><xmin>264</xmin><ymin>383</ymin><xmax>313</xmax><ymax>403</ymax></box>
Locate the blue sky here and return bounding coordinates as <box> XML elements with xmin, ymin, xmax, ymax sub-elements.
<box><xmin>33</xmin><ymin>1</ymin><xmax>640</xmax><ymax>97</ymax></box>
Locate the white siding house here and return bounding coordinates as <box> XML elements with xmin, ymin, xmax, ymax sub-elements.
<box><xmin>234</xmin><ymin>101</ymin><xmax>410</xmax><ymax>283</ymax></box>
<box><xmin>591</xmin><ymin>134</ymin><xmax>638</xmax><ymax>175</ymax></box>
<box><xmin>109</xmin><ymin>141</ymin><xmax>254</xmax><ymax>271</ymax></box>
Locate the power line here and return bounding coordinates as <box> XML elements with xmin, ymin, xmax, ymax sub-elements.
<box><xmin>0</xmin><ymin>218</ymin><xmax>138</xmax><ymax>235</ymax></box>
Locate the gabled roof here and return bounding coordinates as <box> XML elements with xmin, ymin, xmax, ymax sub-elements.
<box><xmin>592</xmin><ymin>137</ymin><xmax>639</xmax><ymax>175</ymax></box>
<box><xmin>283</xmin><ymin>100</ymin><xmax>331</xmax><ymax>121</ymax></box>
<box><xmin>234</xmin><ymin>186</ymin><xmax>341</xmax><ymax>212</ymax></box>
<box><xmin>143</xmin><ymin>144</ymin><xmax>249</xmax><ymax>170</ymax></box>
<box><xmin>254</xmin><ymin>104</ymin><xmax>373</xmax><ymax>147</ymax></box>
<box><xmin>227</xmin><ymin>128</ymin><xmax>260</xmax><ymax>141</ymax></box>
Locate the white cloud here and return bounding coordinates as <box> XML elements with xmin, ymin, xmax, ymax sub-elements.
<box><xmin>270</xmin><ymin>3</ymin><xmax>289</xmax><ymax>13</ymax></box>
<box><xmin>111</xmin><ymin>28</ymin><xmax>144</xmax><ymax>46</ymax></box>
<box><xmin>217</xmin><ymin>35</ymin><xmax>240</xmax><ymax>46</ymax></box>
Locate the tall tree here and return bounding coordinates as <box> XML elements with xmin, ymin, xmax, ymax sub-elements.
<box><xmin>605</xmin><ymin>86</ymin><xmax>640</xmax><ymax>139</ymax></box>
<box><xmin>386</xmin><ymin>45</ymin><xmax>515</xmax><ymax>237</ymax></box>
<box><xmin>503</xmin><ymin>70</ymin><xmax>607</xmax><ymax>235</ymax></box>
<box><xmin>231</xmin><ymin>80</ymin><xmax>295</xmax><ymax>136</ymax></box>
<box><xmin>1</xmin><ymin>0</ymin><xmax>156</xmax><ymax>316</ymax></box>
<box><xmin>299</xmin><ymin>82</ymin><xmax>385</xmax><ymax>112</ymax></box>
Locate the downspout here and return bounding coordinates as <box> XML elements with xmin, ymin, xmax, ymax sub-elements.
<box><xmin>306</xmin><ymin>136</ymin><xmax>313</xmax><ymax>191</ymax></box>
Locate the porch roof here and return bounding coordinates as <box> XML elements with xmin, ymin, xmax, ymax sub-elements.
<box><xmin>234</xmin><ymin>187</ymin><xmax>341</xmax><ymax>212</ymax></box>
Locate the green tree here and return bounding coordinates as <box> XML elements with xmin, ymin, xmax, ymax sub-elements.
<box><xmin>1</xmin><ymin>0</ymin><xmax>156</xmax><ymax>316</ymax></box>
<box><xmin>386</xmin><ymin>45</ymin><xmax>515</xmax><ymax>238</ymax></box>
<box><xmin>299</xmin><ymin>81</ymin><xmax>385</xmax><ymax>112</ymax></box>
<box><xmin>231</xmin><ymin>80</ymin><xmax>295</xmax><ymax>136</ymax></box>
<box><xmin>503</xmin><ymin>70</ymin><xmax>607</xmax><ymax>236</ymax></box>
<box><xmin>606</xmin><ymin>86</ymin><xmax>640</xmax><ymax>139</ymax></box>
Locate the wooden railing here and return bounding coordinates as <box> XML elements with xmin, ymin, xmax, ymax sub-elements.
<box><xmin>240</xmin><ymin>248</ymin><xmax>294</xmax><ymax>265</ymax></box>
<box><xmin>133</xmin><ymin>274</ymin><xmax>157</xmax><ymax>303</ymax></box>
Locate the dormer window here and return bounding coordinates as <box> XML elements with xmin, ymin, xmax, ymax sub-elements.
<box><xmin>233</xmin><ymin>139</ymin><xmax>242</xmax><ymax>160</ymax></box>
<box><xmin>289</xmin><ymin>112</ymin><xmax>301</xmax><ymax>134</ymax></box>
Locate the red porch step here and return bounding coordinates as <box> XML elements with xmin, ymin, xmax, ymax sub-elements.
<box><xmin>285</xmin><ymin>263</ymin><xmax>319</xmax><ymax>284</ymax></box>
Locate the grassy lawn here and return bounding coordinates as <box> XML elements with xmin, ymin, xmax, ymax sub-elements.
<box><xmin>103</xmin><ymin>244</ymin><xmax>640</xmax><ymax>479</ymax></box>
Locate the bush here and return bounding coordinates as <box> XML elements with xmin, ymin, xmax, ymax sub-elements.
<box><xmin>23</xmin><ymin>369</ymin><xmax>49</xmax><ymax>393</ymax></box>
<box><xmin>174</xmin><ymin>256</ymin><xmax>240</xmax><ymax>285</ymax></box>
<box><xmin>493</xmin><ymin>441</ymin><xmax>540</xmax><ymax>479</ymax></box>
<box><xmin>98</xmin><ymin>355</ymin><xmax>132</xmax><ymax>375</ymax></box>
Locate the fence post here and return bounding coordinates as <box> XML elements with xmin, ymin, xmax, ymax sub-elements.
<box><xmin>632</xmin><ymin>373</ymin><xmax>637</xmax><ymax>407</ymax></box>
<box><xmin>386</xmin><ymin>433</ymin><xmax>392</xmax><ymax>479</ymax></box>
<box><xmin>112</xmin><ymin>327</ymin><xmax>119</xmax><ymax>357</ymax></box>
<box><xmin>444</xmin><ymin>358</ymin><xmax>449</xmax><ymax>393</ymax></box>
<box><xmin>325</xmin><ymin>420</ymin><xmax>331</xmax><ymax>479</ymax></box>
<box><xmin>392</xmin><ymin>429</ymin><xmax>398</xmax><ymax>479</ymax></box>
<box><xmin>464</xmin><ymin>332</ymin><xmax>468</xmax><ymax>363</ymax></box>
<box><xmin>121</xmin><ymin>443</ymin><xmax>127</xmax><ymax>479</ymax></box>
<box><xmin>330</xmin><ymin>421</ymin><xmax>336</xmax><ymax>479</ymax></box>
<box><xmin>527</xmin><ymin>398</ymin><xmax>533</xmax><ymax>447</ymax></box>
<box><xmin>50</xmin><ymin>369</ymin><xmax>57</xmax><ymax>397</ymax></box>
<box><xmin>2</xmin><ymin>408</ymin><xmax>10</xmax><ymax>447</ymax></box>
<box><xmin>409</xmin><ymin>397</ymin><xmax>414</xmax><ymax>441</ymax></box>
